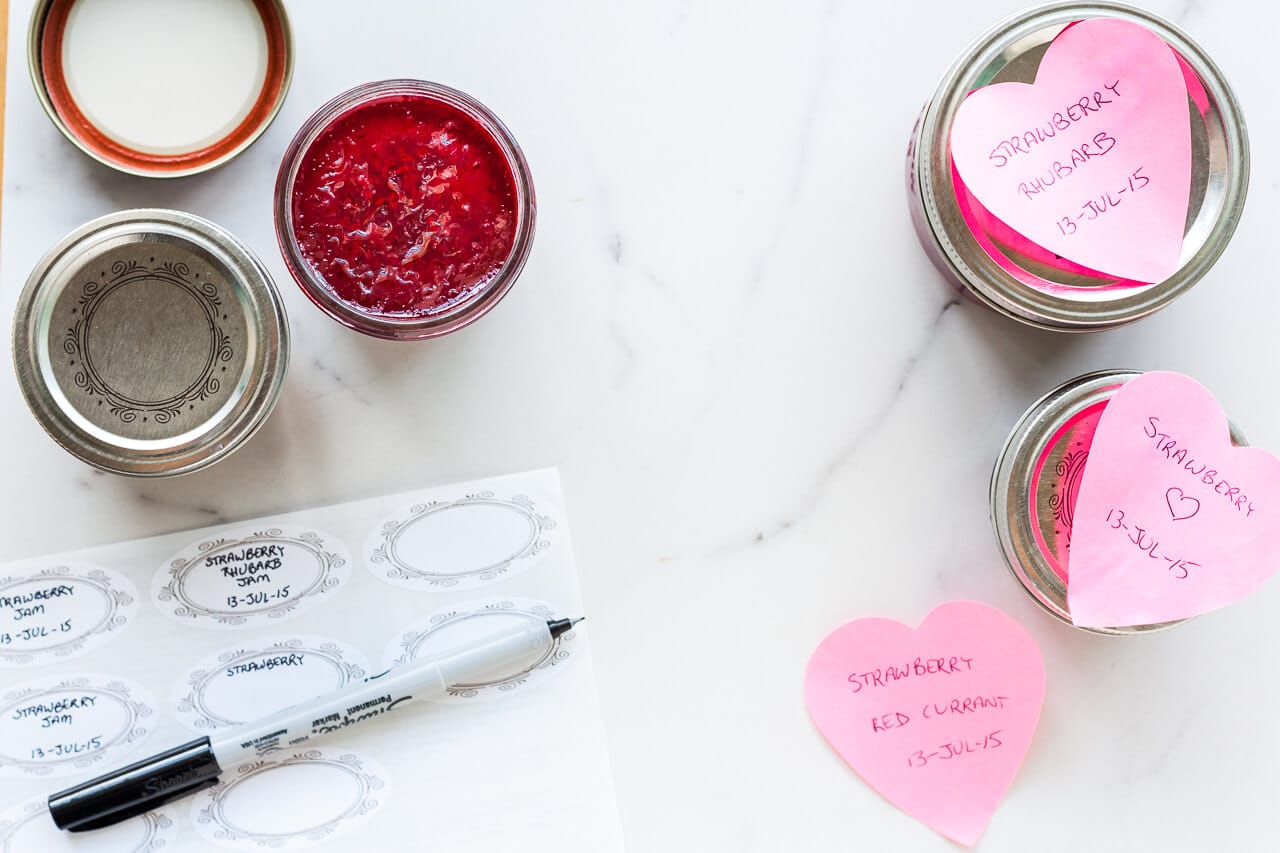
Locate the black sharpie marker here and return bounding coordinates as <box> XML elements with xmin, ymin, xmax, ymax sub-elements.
<box><xmin>47</xmin><ymin>616</ymin><xmax>583</xmax><ymax>832</ymax></box>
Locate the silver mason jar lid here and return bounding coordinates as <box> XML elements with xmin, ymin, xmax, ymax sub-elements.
<box><xmin>12</xmin><ymin>209</ymin><xmax>289</xmax><ymax>476</ymax></box>
<box><xmin>911</xmin><ymin>1</ymin><xmax>1249</xmax><ymax>331</ymax></box>
<box><xmin>990</xmin><ymin>370</ymin><xmax>1246</xmax><ymax>634</ymax></box>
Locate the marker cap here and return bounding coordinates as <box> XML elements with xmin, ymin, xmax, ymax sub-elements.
<box><xmin>48</xmin><ymin>736</ymin><xmax>222</xmax><ymax>831</ymax></box>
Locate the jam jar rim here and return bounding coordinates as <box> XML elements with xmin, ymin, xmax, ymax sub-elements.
<box><xmin>914</xmin><ymin>1</ymin><xmax>1249</xmax><ymax>331</ymax></box>
<box><xmin>273</xmin><ymin>78</ymin><xmax>537</xmax><ymax>341</ymax></box>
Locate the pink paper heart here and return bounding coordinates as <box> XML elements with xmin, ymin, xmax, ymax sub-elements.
<box><xmin>804</xmin><ymin>601</ymin><xmax>1045</xmax><ymax>846</ymax></box>
<box><xmin>1067</xmin><ymin>372</ymin><xmax>1280</xmax><ymax>628</ymax></box>
<box><xmin>949</xmin><ymin>18</ymin><xmax>1191</xmax><ymax>283</ymax></box>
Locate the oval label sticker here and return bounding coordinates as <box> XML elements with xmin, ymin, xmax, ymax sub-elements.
<box><xmin>0</xmin><ymin>563</ymin><xmax>138</xmax><ymax>667</ymax></box>
<box><xmin>153</xmin><ymin>526</ymin><xmax>352</xmax><ymax>628</ymax></box>
<box><xmin>366</xmin><ymin>492</ymin><xmax>558</xmax><ymax>591</ymax></box>
<box><xmin>192</xmin><ymin>749</ymin><xmax>387</xmax><ymax>850</ymax></box>
<box><xmin>173</xmin><ymin>636</ymin><xmax>369</xmax><ymax>731</ymax></box>
<box><xmin>384</xmin><ymin>597</ymin><xmax>578</xmax><ymax>702</ymax></box>
<box><xmin>0</xmin><ymin>673</ymin><xmax>158</xmax><ymax>779</ymax></box>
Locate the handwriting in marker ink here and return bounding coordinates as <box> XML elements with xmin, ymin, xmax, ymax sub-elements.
<box><xmin>1165</xmin><ymin>487</ymin><xmax>1201</xmax><ymax>521</ymax></box>
<box><xmin>1105</xmin><ymin>507</ymin><xmax>1199</xmax><ymax>579</ymax></box>
<box><xmin>1055</xmin><ymin>166</ymin><xmax>1149</xmax><ymax>234</ymax></box>
<box><xmin>1144</xmin><ymin>416</ymin><xmax>1257</xmax><ymax>517</ymax></box>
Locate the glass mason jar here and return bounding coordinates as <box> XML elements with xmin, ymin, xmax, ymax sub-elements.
<box><xmin>991</xmin><ymin>370</ymin><xmax>1247</xmax><ymax>634</ymax></box>
<box><xmin>908</xmin><ymin>2</ymin><xmax>1248</xmax><ymax>331</ymax></box>
<box><xmin>275</xmin><ymin>79</ymin><xmax>536</xmax><ymax>340</ymax></box>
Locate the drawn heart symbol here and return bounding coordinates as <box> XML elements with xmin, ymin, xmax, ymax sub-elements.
<box><xmin>1067</xmin><ymin>372</ymin><xmax>1280</xmax><ymax>628</ymax></box>
<box><xmin>804</xmin><ymin>601</ymin><xmax>1045</xmax><ymax>847</ymax></box>
<box><xmin>949</xmin><ymin>18</ymin><xmax>1191</xmax><ymax>283</ymax></box>
<box><xmin>1165</xmin><ymin>487</ymin><xmax>1200</xmax><ymax>521</ymax></box>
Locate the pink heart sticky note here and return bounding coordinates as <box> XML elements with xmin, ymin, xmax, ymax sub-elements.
<box><xmin>949</xmin><ymin>18</ymin><xmax>1191</xmax><ymax>283</ymax></box>
<box><xmin>804</xmin><ymin>601</ymin><xmax>1045</xmax><ymax>847</ymax></box>
<box><xmin>1067</xmin><ymin>372</ymin><xmax>1280</xmax><ymax>628</ymax></box>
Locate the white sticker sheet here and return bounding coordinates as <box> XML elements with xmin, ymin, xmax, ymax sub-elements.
<box><xmin>0</xmin><ymin>470</ymin><xmax>623</xmax><ymax>851</ymax></box>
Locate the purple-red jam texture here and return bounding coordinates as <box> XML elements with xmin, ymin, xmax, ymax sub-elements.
<box><xmin>291</xmin><ymin>95</ymin><xmax>518</xmax><ymax>317</ymax></box>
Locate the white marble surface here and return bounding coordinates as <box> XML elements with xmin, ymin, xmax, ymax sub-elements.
<box><xmin>1</xmin><ymin>0</ymin><xmax>1278</xmax><ymax>849</ymax></box>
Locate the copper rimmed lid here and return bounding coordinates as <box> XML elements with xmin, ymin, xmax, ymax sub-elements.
<box><xmin>12</xmin><ymin>210</ymin><xmax>289</xmax><ymax>477</ymax></box>
<box><xmin>27</xmin><ymin>0</ymin><xmax>293</xmax><ymax>177</ymax></box>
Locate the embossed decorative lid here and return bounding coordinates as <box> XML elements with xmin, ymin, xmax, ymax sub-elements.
<box><xmin>12</xmin><ymin>209</ymin><xmax>289</xmax><ymax>476</ymax></box>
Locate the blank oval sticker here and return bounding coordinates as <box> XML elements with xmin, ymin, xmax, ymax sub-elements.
<box><xmin>384</xmin><ymin>597</ymin><xmax>579</xmax><ymax>702</ymax></box>
<box><xmin>366</xmin><ymin>492</ymin><xmax>558</xmax><ymax>590</ymax></box>
<box><xmin>192</xmin><ymin>749</ymin><xmax>387</xmax><ymax>850</ymax></box>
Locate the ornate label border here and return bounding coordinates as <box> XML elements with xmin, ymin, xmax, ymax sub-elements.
<box><xmin>63</xmin><ymin>258</ymin><xmax>235</xmax><ymax>425</ymax></box>
<box><xmin>174</xmin><ymin>637</ymin><xmax>368</xmax><ymax>731</ymax></box>
<box><xmin>388</xmin><ymin>598</ymin><xmax>577</xmax><ymax>701</ymax></box>
<box><xmin>0</xmin><ymin>798</ymin><xmax>174</xmax><ymax>851</ymax></box>
<box><xmin>0</xmin><ymin>674</ymin><xmax>157</xmax><ymax>778</ymax></box>
<box><xmin>0</xmin><ymin>563</ymin><xmax>137</xmax><ymax>667</ymax></box>
<box><xmin>154</xmin><ymin>527</ymin><xmax>351</xmax><ymax>628</ymax></box>
<box><xmin>367</xmin><ymin>491</ymin><xmax>558</xmax><ymax>589</ymax></box>
<box><xmin>193</xmin><ymin>749</ymin><xmax>387</xmax><ymax>850</ymax></box>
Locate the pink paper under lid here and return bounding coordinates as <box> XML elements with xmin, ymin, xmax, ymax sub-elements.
<box><xmin>951</xmin><ymin>162</ymin><xmax>1144</xmax><ymax>293</ymax></box>
<box><xmin>804</xmin><ymin>602</ymin><xmax>1046</xmax><ymax>847</ymax></box>
<box><xmin>1066</xmin><ymin>372</ymin><xmax>1280</xmax><ymax>628</ymax></box>
<box><xmin>948</xmin><ymin>18</ymin><xmax>1194</xmax><ymax>285</ymax></box>
<box><xmin>1175</xmin><ymin>50</ymin><xmax>1213</xmax><ymax>118</ymax></box>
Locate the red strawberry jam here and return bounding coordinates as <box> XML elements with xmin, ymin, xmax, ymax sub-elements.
<box><xmin>290</xmin><ymin>94</ymin><xmax>518</xmax><ymax>318</ymax></box>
